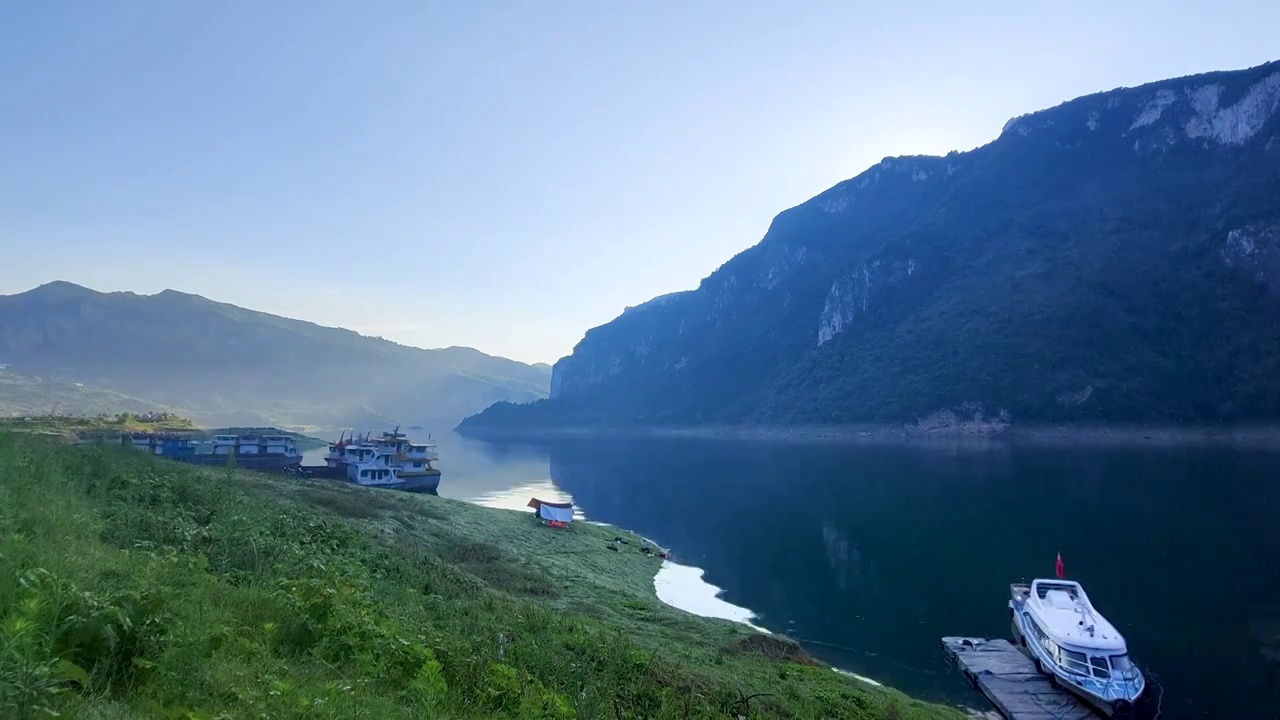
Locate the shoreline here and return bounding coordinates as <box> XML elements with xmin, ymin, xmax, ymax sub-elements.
<box><xmin>456</xmin><ymin>422</ymin><xmax>1280</xmax><ymax>448</ymax></box>
<box><xmin>3</xmin><ymin>433</ymin><xmax>967</xmax><ymax>719</ymax></box>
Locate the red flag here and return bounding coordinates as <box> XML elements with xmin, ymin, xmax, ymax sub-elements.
<box><xmin>1055</xmin><ymin>552</ymin><xmax>1065</xmax><ymax>578</ymax></box>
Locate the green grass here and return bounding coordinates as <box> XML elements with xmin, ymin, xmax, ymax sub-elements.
<box><xmin>0</xmin><ymin>433</ymin><xmax>964</xmax><ymax>719</ymax></box>
<box><xmin>0</xmin><ymin>413</ymin><xmax>195</xmax><ymax>441</ymax></box>
<box><xmin>0</xmin><ymin>415</ymin><xmax>327</xmax><ymax>450</ymax></box>
<box><xmin>0</xmin><ymin>371</ymin><xmax>170</xmax><ymax>420</ymax></box>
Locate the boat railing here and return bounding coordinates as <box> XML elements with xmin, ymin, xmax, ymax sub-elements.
<box><xmin>1054</xmin><ymin>651</ymin><xmax>1143</xmax><ymax>699</ymax></box>
<box><xmin>1097</xmin><ymin>669</ymin><xmax>1143</xmax><ymax>701</ymax></box>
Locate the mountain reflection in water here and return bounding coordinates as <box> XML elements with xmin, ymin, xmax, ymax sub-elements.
<box><xmin>420</xmin><ymin>434</ymin><xmax>1280</xmax><ymax>718</ymax></box>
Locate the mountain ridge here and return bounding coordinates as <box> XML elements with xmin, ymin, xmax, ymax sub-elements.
<box><xmin>460</xmin><ymin>59</ymin><xmax>1280</xmax><ymax>434</ymax></box>
<box><xmin>0</xmin><ymin>282</ymin><xmax>551</xmax><ymax>430</ymax></box>
<box><xmin>9</xmin><ymin>281</ymin><xmax>521</xmax><ymax>359</ymax></box>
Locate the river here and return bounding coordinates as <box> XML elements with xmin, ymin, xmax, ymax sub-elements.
<box><xmin>307</xmin><ymin>434</ymin><xmax>1280</xmax><ymax>718</ymax></box>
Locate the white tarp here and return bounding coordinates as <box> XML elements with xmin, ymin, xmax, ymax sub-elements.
<box><xmin>537</xmin><ymin>504</ymin><xmax>574</xmax><ymax>523</ymax></box>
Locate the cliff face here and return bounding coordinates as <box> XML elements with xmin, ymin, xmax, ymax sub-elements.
<box><xmin>462</xmin><ymin>61</ymin><xmax>1280</xmax><ymax>432</ymax></box>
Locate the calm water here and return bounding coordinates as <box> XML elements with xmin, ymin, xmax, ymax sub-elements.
<box><xmin>327</xmin><ymin>434</ymin><xmax>1280</xmax><ymax>718</ymax></box>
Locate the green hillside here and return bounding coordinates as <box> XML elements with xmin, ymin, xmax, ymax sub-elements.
<box><xmin>0</xmin><ymin>283</ymin><xmax>550</xmax><ymax>432</ymax></box>
<box><xmin>0</xmin><ymin>434</ymin><xmax>961</xmax><ymax>719</ymax></box>
<box><xmin>0</xmin><ymin>414</ymin><xmax>326</xmax><ymax>450</ymax></box>
<box><xmin>0</xmin><ymin>370</ymin><xmax>171</xmax><ymax>418</ymax></box>
<box><xmin>0</xmin><ymin>412</ymin><xmax>195</xmax><ymax>440</ymax></box>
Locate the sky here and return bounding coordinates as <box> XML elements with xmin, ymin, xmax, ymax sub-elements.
<box><xmin>1</xmin><ymin>1</ymin><xmax>1277</xmax><ymax>364</ymax></box>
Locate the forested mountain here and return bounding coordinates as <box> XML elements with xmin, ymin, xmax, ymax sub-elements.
<box><xmin>0</xmin><ymin>282</ymin><xmax>550</xmax><ymax>430</ymax></box>
<box><xmin>461</xmin><ymin>60</ymin><xmax>1280</xmax><ymax>434</ymax></box>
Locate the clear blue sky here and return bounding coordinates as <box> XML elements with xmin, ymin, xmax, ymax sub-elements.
<box><xmin>1</xmin><ymin>1</ymin><xmax>1276</xmax><ymax>364</ymax></box>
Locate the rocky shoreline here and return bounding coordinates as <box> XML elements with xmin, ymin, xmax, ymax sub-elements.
<box><xmin>457</xmin><ymin>422</ymin><xmax>1280</xmax><ymax>447</ymax></box>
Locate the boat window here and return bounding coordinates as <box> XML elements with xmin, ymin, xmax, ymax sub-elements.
<box><xmin>1089</xmin><ymin>656</ymin><xmax>1111</xmax><ymax>679</ymax></box>
<box><xmin>1060</xmin><ymin>649</ymin><xmax>1089</xmax><ymax>675</ymax></box>
<box><xmin>1110</xmin><ymin>654</ymin><xmax>1139</xmax><ymax>679</ymax></box>
<box><xmin>1026</xmin><ymin>618</ymin><xmax>1050</xmax><ymax>649</ymax></box>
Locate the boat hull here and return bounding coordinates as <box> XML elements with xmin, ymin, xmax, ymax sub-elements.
<box><xmin>1010</xmin><ymin>599</ymin><xmax>1147</xmax><ymax>717</ymax></box>
<box><xmin>351</xmin><ymin>474</ymin><xmax>441</xmax><ymax>494</ymax></box>
<box><xmin>177</xmin><ymin>454</ymin><xmax>301</xmax><ymax>471</ymax></box>
<box><xmin>297</xmin><ymin>465</ymin><xmax>348</xmax><ymax>479</ymax></box>
<box><xmin>296</xmin><ymin>465</ymin><xmax>441</xmax><ymax>494</ymax></box>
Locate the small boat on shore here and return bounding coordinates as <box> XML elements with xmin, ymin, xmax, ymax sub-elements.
<box><xmin>1010</xmin><ymin>578</ymin><xmax>1146</xmax><ymax>716</ymax></box>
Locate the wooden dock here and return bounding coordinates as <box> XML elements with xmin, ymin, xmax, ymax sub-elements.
<box><xmin>940</xmin><ymin>637</ymin><xmax>1100</xmax><ymax>720</ymax></box>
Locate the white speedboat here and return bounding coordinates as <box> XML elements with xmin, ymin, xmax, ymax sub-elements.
<box><xmin>1010</xmin><ymin>579</ymin><xmax>1146</xmax><ymax>716</ymax></box>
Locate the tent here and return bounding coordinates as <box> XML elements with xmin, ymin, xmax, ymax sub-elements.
<box><xmin>527</xmin><ymin>498</ymin><xmax>574</xmax><ymax>525</ymax></box>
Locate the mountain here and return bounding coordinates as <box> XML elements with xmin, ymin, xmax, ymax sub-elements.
<box><xmin>0</xmin><ymin>367</ymin><xmax>166</xmax><ymax>417</ymax></box>
<box><xmin>460</xmin><ymin>60</ymin><xmax>1280</xmax><ymax>435</ymax></box>
<box><xmin>0</xmin><ymin>282</ymin><xmax>550</xmax><ymax>430</ymax></box>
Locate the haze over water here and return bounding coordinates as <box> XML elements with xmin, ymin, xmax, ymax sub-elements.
<box><xmin>397</xmin><ymin>434</ymin><xmax>1280</xmax><ymax>719</ymax></box>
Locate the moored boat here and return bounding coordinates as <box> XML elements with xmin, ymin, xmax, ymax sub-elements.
<box><xmin>1010</xmin><ymin>578</ymin><xmax>1146</xmax><ymax>716</ymax></box>
<box><xmin>124</xmin><ymin>432</ymin><xmax>302</xmax><ymax>470</ymax></box>
<box><xmin>185</xmin><ymin>433</ymin><xmax>303</xmax><ymax>470</ymax></box>
<box><xmin>304</xmin><ymin>427</ymin><xmax>441</xmax><ymax>492</ymax></box>
<box><xmin>124</xmin><ymin>431</ymin><xmax>197</xmax><ymax>459</ymax></box>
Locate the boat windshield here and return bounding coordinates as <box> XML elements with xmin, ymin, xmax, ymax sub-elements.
<box><xmin>1060</xmin><ymin>649</ymin><xmax>1090</xmax><ymax>676</ymax></box>
<box><xmin>1110</xmin><ymin>653</ymin><xmax>1140</xmax><ymax>679</ymax></box>
<box><xmin>1089</xmin><ymin>656</ymin><xmax>1110</xmax><ymax>679</ymax></box>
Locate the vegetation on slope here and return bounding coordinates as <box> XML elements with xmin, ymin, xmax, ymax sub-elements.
<box><xmin>0</xmin><ymin>414</ymin><xmax>327</xmax><ymax>450</ymax></box>
<box><xmin>0</xmin><ymin>370</ymin><xmax>170</xmax><ymax>419</ymax></box>
<box><xmin>461</xmin><ymin>60</ymin><xmax>1280</xmax><ymax>433</ymax></box>
<box><xmin>0</xmin><ymin>282</ymin><xmax>550</xmax><ymax>430</ymax></box>
<box><xmin>0</xmin><ymin>413</ymin><xmax>195</xmax><ymax>441</ymax></box>
<box><xmin>0</xmin><ymin>434</ymin><xmax>961</xmax><ymax>719</ymax></box>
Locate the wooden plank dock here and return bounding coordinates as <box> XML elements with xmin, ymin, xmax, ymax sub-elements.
<box><xmin>940</xmin><ymin>637</ymin><xmax>1100</xmax><ymax>720</ymax></box>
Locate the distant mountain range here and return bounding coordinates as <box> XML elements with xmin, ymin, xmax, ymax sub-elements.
<box><xmin>460</xmin><ymin>60</ymin><xmax>1280</xmax><ymax>435</ymax></box>
<box><xmin>0</xmin><ymin>282</ymin><xmax>550</xmax><ymax>431</ymax></box>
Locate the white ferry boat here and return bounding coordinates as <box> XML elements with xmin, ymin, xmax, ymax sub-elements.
<box><xmin>1010</xmin><ymin>579</ymin><xmax>1146</xmax><ymax>716</ymax></box>
<box><xmin>320</xmin><ymin>428</ymin><xmax>440</xmax><ymax>492</ymax></box>
<box><xmin>201</xmin><ymin>434</ymin><xmax>303</xmax><ymax>469</ymax></box>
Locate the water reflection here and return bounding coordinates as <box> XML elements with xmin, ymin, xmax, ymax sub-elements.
<box><xmin>351</xmin><ymin>433</ymin><xmax>1280</xmax><ymax>718</ymax></box>
<box><xmin>470</xmin><ymin>480</ymin><xmax>580</xmax><ymax>517</ymax></box>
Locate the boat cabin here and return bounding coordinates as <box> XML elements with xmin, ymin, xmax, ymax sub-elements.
<box><xmin>262</xmin><ymin>435</ymin><xmax>297</xmax><ymax>455</ymax></box>
<box><xmin>352</xmin><ymin>466</ymin><xmax>396</xmax><ymax>483</ymax></box>
<box><xmin>209</xmin><ymin>434</ymin><xmax>301</xmax><ymax>458</ymax></box>
<box><xmin>212</xmin><ymin>435</ymin><xmax>240</xmax><ymax>455</ymax></box>
<box><xmin>1015</xmin><ymin>579</ymin><xmax>1143</xmax><ymax>700</ymax></box>
<box><xmin>404</xmin><ymin>442</ymin><xmax>439</xmax><ymax>461</ymax></box>
<box><xmin>125</xmin><ymin>432</ymin><xmax>195</xmax><ymax>458</ymax></box>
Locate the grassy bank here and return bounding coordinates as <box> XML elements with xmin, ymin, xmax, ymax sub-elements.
<box><xmin>0</xmin><ymin>434</ymin><xmax>963</xmax><ymax>719</ymax></box>
<box><xmin>0</xmin><ymin>413</ymin><xmax>195</xmax><ymax>441</ymax></box>
<box><xmin>0</xmin><ymin>414</ymin><xmax>327</xmax><ymax>449</ymax></box>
